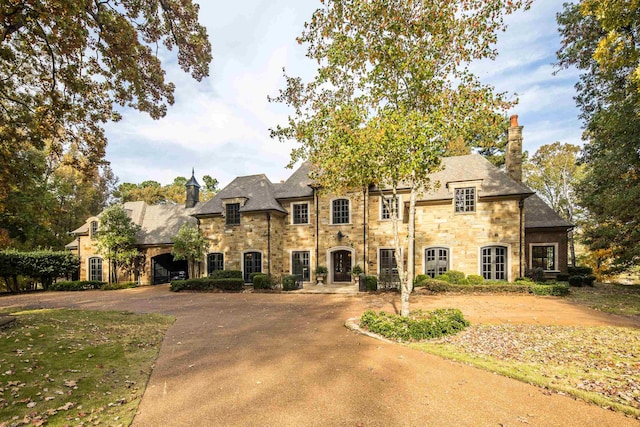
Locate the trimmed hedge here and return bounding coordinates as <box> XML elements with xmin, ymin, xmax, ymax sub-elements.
<box><xmin>530</xmin><ymin>283</ymin><xmax>570</xmax><ymax>296</ymax></box>
<box><xmin>584</xmin><ymin>275</ymin><xmax>597</xmax><ymax>286</ymax></box>
<box><xmin>363</xmin><ymin>275</ymin><xmax>378</xmax><ymax>291</ymax></box>
<box><xmin>282</xmin><ymin>275</ymin><xmax>300</xmax><ymax>291</ymax></box>
<box><xmin>568</xmin><ymin>266</ymin><xmax>593</xmax><ymax>276</ymax></box>
<box><xmin>556</xmin><ymin>273</ymin><xmax>570</xmax><ymax>282</ymax></box>
<box><xmin>170</xmin><ymin>277</ymin><xmax>244</xmax><ymax>292</ymax></box>
<box><xmin>252</xmin><ymin>274</ymin><xmax>272</xmax><ymax>290</ymax></box>
<box><xmin>568</xmin><ymin>275</ymin><xmax>584</xmax><ymax>287</ymax></box>
<box><xmin>49</xmin><ymin>280</ymin><xmax>105</xmax><ymax>291</ymax></box>
<box><xmin>209</xmin><ymin>270</ymin><xmax>243</xmax><ymax>279</ymax></box>
<box><xmin>102</xmin><ymin>281</ymin><xmax>139</xmax><ymax>290</ymax></box>
<box><xmin>360</xmin><ymin>308</ymin><xmax>470</xmax><ymax>342</ymax></box>
<box><xmin>0</xmin><ymin>250</ymin><xmax>79</xmax><ymax>292</ymax></box>
<box><xmin>467</xmin><ymin>274</ymin><xmax>484</xmax><ymax>285</ymax></box>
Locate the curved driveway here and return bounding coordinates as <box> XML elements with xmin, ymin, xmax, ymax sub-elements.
<box><xmin>0</xmin><ymin>286</ymin><xmax>638</xmax><ymax>426</ymax></box>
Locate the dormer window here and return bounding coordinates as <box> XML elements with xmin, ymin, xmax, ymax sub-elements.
<box><xmin>454</xmin><ymin>187</ymin><xmax>476</xmax><ymax>213</ymax></box>
<box><xmin>226</xmin><ymin>203</ymin><xmax>240</xmax><ymax>225</ymax></box>
<box><xmin>90</xmin><ymin>221</ymin><xmax>99</xmax><ymax>238</ymax></box>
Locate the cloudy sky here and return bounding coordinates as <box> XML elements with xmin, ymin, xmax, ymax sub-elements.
<box><xmin>104</xmin><ymin>0</ymin><xmax>582</xmax><ymax>188</ymax></box>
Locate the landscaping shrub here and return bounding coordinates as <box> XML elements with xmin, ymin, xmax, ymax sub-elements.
<box><xmin>252</xmin><ymin>274</ymin><xmax>272</xmax><ymax>289</ymax></box>
<box><xmin>420</xmin><ymin>278</ymin><xmax>450</xmax><ymax>292</ymax></box>
<box><xmin>556</xmin><ymin>273</ymin><xmax>570</xmax><ymax>282</ymax></box>
<box><xmin>467</xmin><ymin>274</ymin><xmax>484</xmax><ymax>285</ymax></box>
<box><xmin>530</xmin><ymin>283</ymin><xmax>570</xmax><ymax>296</ymax></box>
<box><xmin>360</xmin><ymin>308</ymin><xmax>470</xmax><ymax>342</ymax></box>
<box><xmin>209</xmin><ymin>270</ymin><xmax>243</xmax><ymax>279</ymax></box>
<box><xmin>568</xmin><ymin>266</ymin><xmax>593</xmax><ymax>276</ymax></box>
<box><xmin>414</xmin><ymin>274</ymin><xmax>430</xmax><ymax>285</ymax></box>
<box><xmin>282</xmin><ymin>275</ymin><xmax>300</xmax><ymax>291</ymax></box>
<box><xmin>515</xmin><ymin>276</ymin><xmax>533</xmax><ymax>283</ymax></box>
<box><xmin>526</xmin><ymin>267</ymin><xmax>545</xmax><ymax>282</ymax></box>
<box><xmin>435</xmin><ymin>270</ymin><xmax>467</xmax><ymax>284</ymax></box>
<box><xmin>49</xmin><ymin>280</ymin><xmax>104</xmax><ymax>291</ymax></box>
<box><xmin>0</xmin><ymin>250</ymin><xmax>79</xmax><ymax>292</ymax></box>
<box><xmin>364</xmin><ymin>275</ymin><xmax>377</xmax><ymax>291</ymax></box>
<box><xmin>583</xmin><ymin>275</ymin><xmax>597</xmax><ymax>287</ymax></box>
<box><xmin>102</xmin><ymin>281</ymin><xmax>138</xmax><ymax>290</ymax></box>
<box><xmin>568</xmin><ymin>275</ymin><xmax>584</xmax><ymax>287</ymax></box>
<box><xmin>170</xmin><ymin>277</ymin><xmax>244</xmax><ymax>292</ymax></box>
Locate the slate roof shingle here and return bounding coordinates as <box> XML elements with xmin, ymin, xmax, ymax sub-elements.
<box><xmin>524</xmin><ymin>194</ymin><xmax>573</xmax><ymax>229</ymax></box>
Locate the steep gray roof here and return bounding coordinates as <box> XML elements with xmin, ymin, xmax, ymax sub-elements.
<box><xmin>524</xmin><ymin>194</ymin><xmax>573</xmax><ymax>229</ymax></box>
<box><xmin>71</xmin><ymin>201</ymin><xmax>196</xmax><ymax>246</ymax></box>
<box><xmin>194</xmin><ymin>174</ymin><xmax>286</xmax><ymax>216</ymax></box>
<box><xmin>275</xmin><ymin>162</ymin><xmax>314</xmax><ymax>199</ymax></box>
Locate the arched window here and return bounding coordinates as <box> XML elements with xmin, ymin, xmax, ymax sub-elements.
<box><xmin>481</xmin><ymin>246</ymin><xmax>507</xmax><ymax>280</ymax></box>
<box><xmin>207</xmin><ymin>253</ymin><xmax>224</xmax><ymax>275</ymax></box>
<box><xmin>89</xmin><ymin>257</ymin><xmax>102</xmax><ymax>281</ymax></box>
<box><xmin>425</xmin><ymin>247</ymin><xmax>449</xmax><ymax>278</ymax></box>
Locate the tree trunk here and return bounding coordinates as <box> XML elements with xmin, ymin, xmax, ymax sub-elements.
<box><xmin>401</xmin><ymin>187</ymin><xmax>417</xmax><ymax>316</ymax></box>
<box><xmin>569</xmin><ymin>230</ymin><xmax>576</xmax><ymax>267</ymax></box>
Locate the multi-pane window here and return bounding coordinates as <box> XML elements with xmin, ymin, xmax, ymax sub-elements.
<box><xmin>226</xmin><ymin>203</ymin><xmax>240</xmax><ymax>225</ymax></box>
<box><xmin>292</xmin><ymin>251</ymin><xmax>310</xmax><ymax>281</ymax></box>
<box><xmin>292</xmin><ymin>203</ymin><xmax>309</xmax><ymax>224</ymax></box>
<box><xmin>89</xmin><ymin>257</ymin><xmax>102</xmax><ymax>281</ymax></box>
<box><xmin>90</xmin><ymin>221</ymin><xmax>98</xmax><ymax>238</ymax></box>
<box><xmin>332</xmin><ymin>199</ymin><xmax>350</xmax><ymax>224</ymax></box>
<box><xmin>532</xmin><ymin>245</ymin><xmax>556</xmax><ymax>271</ymax></box>
<box><xmin>454</xmin><ymin>187</ymin><xmax>476</xmax><ymax>213</ymax></box>
<box><xmin>379</xmin><ymin>249</ymin><xmax>399</xmax><ymax>278</ymax></box>
<box><xmin>381</xmin><ymin>196</ymin><xmax>399</xmax><ymax>220</ymax></box>
<box><xmin>243</xmin><ymin>252</ymin><xmax>262</xmax><ymax>282</ymax></box>
<box><xmin>207</xmin><ymin>253</ymin><xmax>224</xmax><ymax>275</ymax></box>
<box><xmin>425</xmin><ymin>247</ymin><xmax>449</xmax><ymax>278</ymax></box>
<box><xmin>481</xmin><ymin>246</ymin><xmax>507</xmax><ymax>281</ymax></box>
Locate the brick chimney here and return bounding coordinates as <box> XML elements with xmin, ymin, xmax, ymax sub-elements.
<box><xmin>505</xmin><ymin>114</ymin><xmax>523</xmax><ymax>182</ymax></box>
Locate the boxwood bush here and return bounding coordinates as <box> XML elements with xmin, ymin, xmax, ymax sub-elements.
<box><xmin>467</xmin><ymin>274</ymin><xmax>484</xmax><ymax>285</ymax></box>
<box><xmin>282</xmin><ymin>275</ymin><xmax>300</xmax><ymax>291</ymax></box>
<box><xmin>252</xmin><ymin>273</ymin><xmax>272</xmax><ymax>290</ymax></box>
<box><xmin>49</xmin><ymin>280</ymin><xmax>105</xmax><ymax>291</ymax></box>
<box><xmin>360</xmin><ymin>308</ymin><xmax>470</xmax><ymax>342</ymax></box>
<box><xmin>170</xmin><ymin>277</ymin><xmax>244</xmax><ymax>292</ymax></box>
<box><xmin>568</xmin><ymin>275</ymin><xmax>584</xmax><ymax>287</ymax></box>
<box><xmin>530</xmin><ymin>282</ymin><xmax>570</xmax><ymax>296</ymax></box>
<box><xmin>209</xmin><ymin>270</ymin><xmax>243</xmax><ymax>279</ymax></box>
<box><xmin>363</xmin><ymin>275</ymin><xmax>378</xmax><ymax>291</ymax></box>
<box><xmin>568</xmin><ymin>266</ymin><xmax>593</xmax><ymax>276</ymax></box>
<box><xmin>102</xmin><ymin>281</ymin><xmax>139</xmax><ymax>290</ymax></box>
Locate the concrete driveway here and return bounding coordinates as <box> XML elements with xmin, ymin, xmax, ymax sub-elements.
<box><xmin>0</xmin><ymin>286</ymin><xmax>638</xmax><ymax>426</ymax></box>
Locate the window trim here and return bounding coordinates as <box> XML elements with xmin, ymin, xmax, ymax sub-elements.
<box><xmin>90</xmin><ymin>220</ymin><xmax>99</xmax><ymax>239</ymax></box>
<box><xmin>291</xmin><ymin>202</ymin><xmax>310</xmax><ymax>225</ymax></box>
<box><xmin>291</xmin><ymin>250</ymin><xmax>311</xmax><ymax>282</ymax></box>
<box><xmin>380</xmin><ymin>195</ymin><xmax>401</xmax><ymax>221</ymax></box>
<box><xmin>529</xmin><ymin>243</ymin><xmax>559</xmax><ymax>272</ymax></box>
<box><xmin>479</xmin><ymin>244</ymin><xmax>510</xmax><ymax>281</ymax></box>
<box><xmin>378</xmin><ymin>248</ymin><xmax>399</xmax><ymax>278</ymax></box>
<box><xmin>225</xmin><ymin>203</ymin><xmax>240</xmax><ymax>225</ymax></box>
<box><xmin>330</xmin><ymin>198</ymin><xmax>351</xmax><ymax>225</ymax></box>
<box><xmin>454</xmin><ymin>187</ymin><xmax>476</xmax><ymax>213</ymax></box>
<box><xmin>424</xmin><ymin>246</ymin><xmax>451</xmax><ymax>278</ymax></box>
<box><xmin>88</xmin><ymin>257</ymin><xmax>103</xmax><ymax>282</ymax></box>
<box><xmin>207</xmin><ymin>252</ymin><xmax>224</xmax><ymax>275</ymax></box>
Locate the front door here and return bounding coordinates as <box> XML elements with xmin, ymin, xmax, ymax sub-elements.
<box><xmin>332</xmin><ymin>250</ymin><xmax>352</xmax><ymax>282</ymax></box>
<box><xmin>244</xmin><ymin>252</ymin><xmax>262</xmax><ymax>282</ymax></box>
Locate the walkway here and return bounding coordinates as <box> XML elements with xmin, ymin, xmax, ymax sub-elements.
<box><xmin>0</xmin><ymin>287</ymin><xmax>637</xmax><ymax>426</ymax></box>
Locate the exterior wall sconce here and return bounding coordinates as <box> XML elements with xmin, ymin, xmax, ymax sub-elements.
<box><xmin>337</xmin><ymin>231</ymin><xmax>345</xmax><ymax>240</ymax></box>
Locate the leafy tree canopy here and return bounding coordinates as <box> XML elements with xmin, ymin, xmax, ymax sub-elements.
<box><xmin>172</xmin><ymin>222</ymin><xmax>207</xmax><ymax>279</ymax></box>
<box><xmin>271</xmin><ymin>0</ymin><xmax>529</xmax><ymax>315</ymax></box>
<box><xmin>0</xmin><ymin>1</ymin><xmax>211</xmax><ymax>249</ymax></box>
<box><xmin>113</xmin><ymin>174</ymin><xmax>218</xmax><ymax>205</ymax></box>
<box><xmin>557</xmin><ymin>1</ymin><xmax>640</xmax><ymax>272</ymax></box>
<box><xmin>96</xmin><ymin>204</ymin><xmax>141</xmax><ymax>283</ymax></box>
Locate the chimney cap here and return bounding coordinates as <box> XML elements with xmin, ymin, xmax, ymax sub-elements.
<box><xmin>510</xmin><ymin>115</ymin><xmax>519</xmax><ymax>127</ymax></box>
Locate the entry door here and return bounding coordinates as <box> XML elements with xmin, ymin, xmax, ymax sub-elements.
<box><xmin>333</xmin><ymin>250</ymin><xmax>352</xmax><ymax>282</ymax></box>
<box><xmin>244</xmin><ymin>252</ymin><xmax>262</xmax><ymax>282</ymax></box>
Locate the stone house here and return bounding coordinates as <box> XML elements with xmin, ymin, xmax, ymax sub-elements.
<box><xmin>68</xmin><ymin>116</ymin><xmax>572</xmax><ymax>285</ymax></box>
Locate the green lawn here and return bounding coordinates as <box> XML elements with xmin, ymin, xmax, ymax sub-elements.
<box><xmin>567</xmin><ymin>283</ymin><xmax>640</xmax><ymax>316</ymax></box>
<box><xmin>0</xmin><ymin>309</ymin><xmax>173</xmax><ymax>426</ymax></box>
<box><xmin>412</xmin><ymin>323</ymin><xmax>640</xmax><ymax>418</ymax></box>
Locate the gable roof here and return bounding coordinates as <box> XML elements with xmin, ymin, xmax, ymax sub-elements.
<box><xmin>275</xmin><ymin>162</ymin><xmax>314</xmax><ymax>199</ymax></box>
<box><xmin>524</xmin><ymin>194</ymin><xmax>573</xmax><ymax>229</ymax></box>
<box><xmin>194</xmin><ymin>174</ymin><xmax>286</xmax><ymax>216</ymax></box>
<box><xmin>71</xmin><ymin>201</ymin><xmax>196</xmax><ymax>246</ymax></box>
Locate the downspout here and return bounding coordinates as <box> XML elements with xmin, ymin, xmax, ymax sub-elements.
<box><xmin>363</xmin><ymin>187</ymin><xmax>367</xmax><ymax>274</ymax></box>
<box><xmin>315</xmin><ymin>187</ymin><xmax>319</xmax><ymax>270</ymax></box>
<box><xmin>267</xmin><ymin>212</ymin><xmax>271</xmax><ymax>276</ymax></box>
<box><xmin>519</xmin><ymin>199</ymin><xmax>524</xmax><ymax>278</ymax></box>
